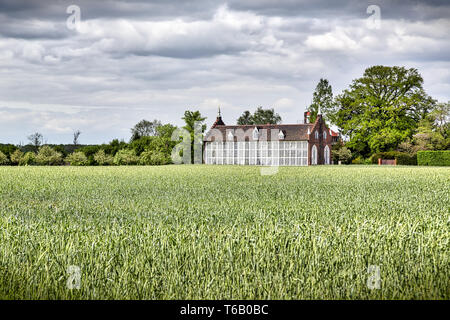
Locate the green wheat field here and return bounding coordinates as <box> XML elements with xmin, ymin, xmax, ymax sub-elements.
<box><xmin>0</xmin><ymin>165</ymin><xmax>448</xmax><ymax>299</ymax></box>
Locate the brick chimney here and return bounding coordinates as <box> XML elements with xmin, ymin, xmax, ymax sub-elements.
<box><xmin>304</xmin><ymin>111</ymin><xmax>311</xmax><ymax>124</ymax></box>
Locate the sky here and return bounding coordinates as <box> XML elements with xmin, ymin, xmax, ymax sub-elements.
<box><xmin>0</xmin><ymin>0</ymin><xmax>449</xmax><ymax>145</ymax></box>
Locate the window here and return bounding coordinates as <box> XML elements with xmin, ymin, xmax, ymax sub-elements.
<box><xmin>324</xmin><ymin>145</ymin><xmax>330</xmax><ymax>165</ymax></box>
<box><xmin>252</xmin><ymin>127</ymin><xmax>259</xmax><ymax>140</ymax></box>
<box><xmin>227</xmin><ymin>131</ymin><xmax>234</xmax><ymax>141</ymax></box>
<box><xmin>205</xmin><ymin>140</ymin><xmax>308</xmax><ymax>166</ymax></box>
<box><xmin>311</xmin><ymin>145</ymin><xmax>317</xmax><ymax>165</ymax></box>
<box><xmin>323</xmin><ymin>131</ymin><xmax>327</xmax><ymax>140</ymax></box>
<box><xmin>278</xmin><ymin>130</ymin><xmax>285</xmax><ymax>140</ymax></box>
<box><xmin>315</xmin><ymin>131</ymin><xmax>319</xmax><ymax>139</ymax></box>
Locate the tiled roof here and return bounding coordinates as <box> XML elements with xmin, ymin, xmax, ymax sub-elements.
<box><xmin>204</xmin><ymin>124</ymin><xmax>314</xmax><ymax>142</ymax></box>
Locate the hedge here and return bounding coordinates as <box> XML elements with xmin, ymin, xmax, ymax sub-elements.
<box><xmin>371</xmin><ymin>151</ymin><xmax>417</xmax><ymax>165</ymax></box>
<box><xmin>417</xmin><ymin>151</ymin><xmax>450</xmax><ymax>166</ymax></box>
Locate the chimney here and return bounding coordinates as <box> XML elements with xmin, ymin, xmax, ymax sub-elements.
<box><xmin>304</xmin><ymin>111</ymin><xmax>311</xmax><ymax>124</ymax></box>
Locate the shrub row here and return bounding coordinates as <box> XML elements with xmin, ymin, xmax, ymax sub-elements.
<box><xmin>0</xmin><ymin>146</ymin><xmax>171</xmax><ymax>166</ymax></box>
<box><xmin>417</xmin><ymin>151</ymin><xmax>450</xmax><ymax>166</ymax></box>
<box><xmin>371</xmin><ymin>151</ymin><xmax>417</xmax><ymax>165</ymax></box>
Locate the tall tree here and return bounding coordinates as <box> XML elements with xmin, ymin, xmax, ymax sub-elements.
<box><xmin>236</xmin><ymin>107</ymin><xmax>282</xmax><ymax>125</ymax></box>
<box><xmin>28</xmin><ymin>132</ymin><xmax>43</xmax><ymax>151</ymax></box>
<box><xmin>73</xmin><ymin>130</ymin><xmax>81</xmax><ymax>145</ymax></box>
<box><xmin>307</xmin><ymin>78</ymin><xmax>334</xmax><ymax>123</ymax></box>
<box><xmin>130</xmin><ymin>119</ymin><xmax>161</xmax><ymax>142</ymax></box>
<box><xmin>333</xmin><ymin>66</ymin><xmax>436</xmax><ymax>157</ymax></box>
<box><xmin>237</xmin><ymin>111</ymin><xmax>253</xmax><ymax>125</ymax></box>
<box><xmin>182</xmin><ymin>110</ymin><xmax>207</xmax><ymax>164</ymax></box>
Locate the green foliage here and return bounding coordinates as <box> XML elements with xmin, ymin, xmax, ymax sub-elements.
<box><xmin>35</xmin><ymin>146</ymin><xmax>63</xmax><ymax>166</ymax></box>
<box><xmin>334</xmin><ymin>66</ymin><xmax>436</xmax><ymax>157</ymax></box>
<box><xmin>130</xmin><ymin>119</ymin><xmax>161</xmax><ymax>142</ymax></box>
<box><xmin>139</xmin><ymin>150</ymin><xmax>171</xmax><ymax>165</ymax></box>
<box><xmin>65</xmin><ymin>152</ymin><xmax>88</xmax><ymax>166</ymax></box>
<box><xmin>10</xmin><ymin>149</ymin><xmax>24</xmax><ymax>165</ymax></box>
<box><xmin>19</xmin><ymin>152</ymin><xmax>36</xmax><ymax>166</ymax></box>
<box><xmin>333</xmin><ymin>147</ymin><xmax>352</xmax><ymax>164</ymax></box>
<box><xmin>93</xmin><ymin>150</ymin><xmax>114</xmax><ymax>166</ymax></box>
<box><xmin>0</xmin><ymin>151</ymin><xmax>9</xmax><ymax>165</ymax></box>
<box><xmin>156</xmin><ymin>123</ymin><xmax>177</xmax><ymax>139</ymax></box>
<box><xmin>0</xmin><ymin>144</ymin><xmax>18</xmax><ymax>158</ymax></box>
<box><xmin>237</xmin><ymin>107</ymin><xmax>282</xmax><ymax>125</ymax></box>
<box><xmin>371</xmin><ymin>151</ymin><xmax>417</xmax><ymax>165</ymax></box>
<box><xmin>113</xmin><ymin>149</ymin><xmax>139</xmax><ymax>165</ymax></box>
<box><xmin>417</xmin><ymin>151</ymin><xmax>450</xmax><ymax>166</ymax></box>
<box><xmin>182</xmin><ymin>110</ymin><xmax>207</xmax><ymax>164</ymax></box>
<box><xmin>307</xmin><ymin>78</ymin><xmax>334</xmax><ymax>123</ymax></box>
<box><xmin>0</xmin><ymin>166</ymin><xmax>448</xmax><ymax>299</ymax></box>
<box><xmin>351</xmin><ymin>156</ymin><xmax>365</xmax><ymax>164</ymax></box>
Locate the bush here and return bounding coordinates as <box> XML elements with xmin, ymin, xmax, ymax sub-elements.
<box><xmin>65</xmin><ymin>151</ymin><xmax>88</xmax><ymax>166</ymax></box>
<box><xmin>334</xmin><ymin>147</ymin><xmax>352</xmax><ymax>164</ymax></box>
<box><xmin>417</xmin><ymin>151</ymin><xmax>450</xmax><ymax>166</ymax></box>
<box><xmin>10</xmin><ymin>149</ymin><xmax>24</xmax><ymax>165</ymax></box>
<box><xmin>94</xmin><ymin>150</ymin><xmax>114</xmax><ymax>166</ymax></box>
<box><xmin>139</xmin><ymin>150</ymin><xmax>171</xmax><ymax>165</ymax></box>
<box><xmin>35</xmin><ymin>146</ymin><xmax>63</xmax><ymax>165</ymax></box>
<box><xmin>0</xmin><ymin>151</ymin><xmax>9</xmax><ymax>165</ymax></box>
<box><xmin>371</xmin><ymin>151</ymin><xmax>417</xmax><ymax>165</ymax></box>
<box><xmin>20</xmin><ymin>152</ymin><xmax>36</xmax><ymax>166</ymax></box>
<box><xmin>113</xmin><ymin>149</ymin><xmax>139</xmax><ymax>165</ymax></box>
<box><xmin>351</xmin><ymin>156</ymin><xmax>364</xmax><ymax>164</ymax></box>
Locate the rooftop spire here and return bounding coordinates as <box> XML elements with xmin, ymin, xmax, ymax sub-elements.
<box><xmin>211</xmin><ymin>106</ymin><xmax>225</xmax><ymax>128</ymax></box>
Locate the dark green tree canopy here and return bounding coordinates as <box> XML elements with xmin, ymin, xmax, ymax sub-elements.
<box><xmin>182</xmin><ymin>110</ymin><xmax>207</xmax><ymax>164</ymax></box>
<box><xmin>307</xmin><ymin>78</ymin><xmax>334</xmax><ymax>123</ymax></box>
<box><xmin>237</xmin><ymin>107</ymin><xmax>282</xmax><ymax>125</ymax></box>
<box><xmin>333</xmin><ymin>65</ymin><xmax>436</xmax><ymax>157</ymax></box>
<box><xmin>130</xmin><ymin>119</ymin><xmax>161</xmax><ymax>142</ymax></box>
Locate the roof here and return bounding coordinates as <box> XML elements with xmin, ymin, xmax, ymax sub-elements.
<box><xmin>204</xmin><ymin>124</ymin><xmax>314</xmax><ymax>142</ymax></box>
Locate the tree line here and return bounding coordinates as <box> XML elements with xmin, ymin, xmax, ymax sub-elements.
<box><xmin>0</xmin><ymin>65</ymin><xmax>448</xmax><ymax>166</ymax></box>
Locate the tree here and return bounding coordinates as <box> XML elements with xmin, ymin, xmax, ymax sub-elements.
<box><xmin>130</xmin><ymin>119</ymin><xmax>161</xmax><ymax>142</ymax></box>
<box><xmin>28</xmin><ymin>132</ymin><xmax>43</xmax><ymax>151</ymax></box>
<box><xmin>73</xmin><ymin>130</ymin><xmax>81</xmax><ymax>145</ymax></box>
<box><xmin>35</xmin><ymin>146</ymin><xmax>63</xmax><ymax>165</ymax></box>
<box><xmin>10</xmin><ymin>149</ymin><xmax>24</xmax><ymax>165</ymax></box>
<box><xmin>65</xmin><ymin>151</ymin><xmax>88</xmax><ymax>166</ymax></box>
<box><xmin>113</xmin><ymin>149</ymin><xmax>139</xmax><ymax>165</ymax></box>
<box><xmin>333</xmin><ymin>147</ymin><xmax>352</xmax><ymax>164</ymax></box>
<box><xmin>0</xmin><ymin>151</ymin><xmax>9</xmax><ymax>165</ymax></box>
<box><xmin>237</xmin><ymin>111</ymin><xmax>253</xmax><ymax>125</ymax></box>
<box><xmin>94</xmin><ymin>150</ymin><xmax>114</xmax><ymax>166</ymax></box>
<box><xmin>156</xmin><ymin>123</ymin><xmax>177</xmax><ymax>139</ymax></box>
<box><xmin>236</xmin><ymin>107</ymin><xmax>282</xmax><ymax>125</ymax></box>
<box><xmin>307</xmin><ymin>78</ymin><xmax>334</xmax><ymax>123</ymax></box>
<box><xmin>182</xmin><ymin>110</ymin><xmax>207</xmax><ymax>164</ymax></box>
<box><xmin>333</xmin><ymin>66</ymin><xmax>436</xmax><ymax>157</ymax></box>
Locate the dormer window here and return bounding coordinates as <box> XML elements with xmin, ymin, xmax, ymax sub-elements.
<box><xmin>315</xmin><ymin>131</ymin><xmax>319</xmax><ymax>139</ymax></box>
<box><xmin>278</xmin><ymin>130</ymin><xmax>285</xmax><ymax>140</ymax></box>
<box><xmin>323</xmin><ymin>130</ymin><xmax>327</xmax><ymax>140</ymax></box>
<box><xmin>227</xmin><ymin>131</ymin><xmax>234</xmax><ymax>141</ymax></box>
<box><xmin>252</xmin><ymin>127</ymin><xmax>259</xmax><ymax>140</ymax></box>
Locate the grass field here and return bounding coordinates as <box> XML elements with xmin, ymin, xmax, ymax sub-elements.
<box><xmin>0</xmin><ymin>165</ymin><xmax>448</xmax><ymax>299</ymax></box>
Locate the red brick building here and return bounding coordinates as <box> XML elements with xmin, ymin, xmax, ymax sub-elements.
<box><xmin>203</xmin><ymin>110</ymin><xmax>334</xmax><ymax>165</ymax></box>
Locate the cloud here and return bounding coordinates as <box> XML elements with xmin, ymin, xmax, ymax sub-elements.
<box><xmin>0</xmin><ymin>0</ymin><xmax>449</xmax><ymax>144</ymax></box>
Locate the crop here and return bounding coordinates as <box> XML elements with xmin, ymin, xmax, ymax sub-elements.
<box><xmin>0</xmin><ymin>165</ymin><xmax>448</xmax><ymax>299</ymax></box>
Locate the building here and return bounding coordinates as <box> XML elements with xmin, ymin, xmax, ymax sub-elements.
<box><xmin>203</xmin><ymin>110</ymin><xmax>336</xmax><ymax>166</ymax></box>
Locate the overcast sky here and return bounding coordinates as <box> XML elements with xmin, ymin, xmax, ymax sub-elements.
<box><xmin>1</xmin><ymin>0</ymin><xmax>449</xmax><ymax>144</ymax></box>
